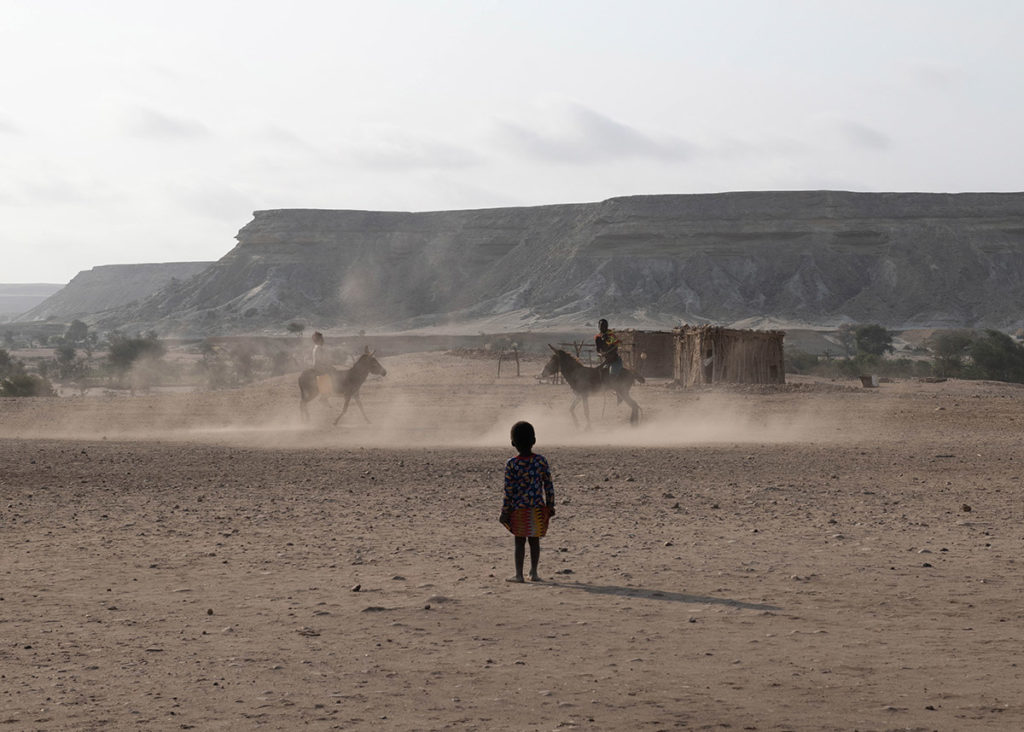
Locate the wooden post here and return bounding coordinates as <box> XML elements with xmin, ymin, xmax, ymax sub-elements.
<box><xmin>497</xmin><ymin>347</ymin><xmax>520</xmax><ymax>377</ymax></box>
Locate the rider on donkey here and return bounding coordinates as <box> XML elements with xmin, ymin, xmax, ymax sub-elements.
<box><xmin>594</xmin><ymin>318</ymin><xmax>623</xmax><ymax>378</ymax></box>
<box><xmin>311</xmin><ymin>331</ymin><xmax>333</xmax><ymax>403</ymax></box>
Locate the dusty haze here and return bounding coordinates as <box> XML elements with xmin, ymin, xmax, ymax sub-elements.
<box><xmin>2</xmin><ymin>350</ymin><xmax>1022</xmax><ymax>730</ymax></box>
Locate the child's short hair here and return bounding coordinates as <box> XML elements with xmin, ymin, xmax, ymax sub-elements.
<box><xmin>312</xmin><ymin>331</ymin><xmax>324</xmax><ymax>344</ymax></box>
<box><xmin>511</xmin><ymin>420</ymin><xmax>536</xmax><ymax>447</ymax></box>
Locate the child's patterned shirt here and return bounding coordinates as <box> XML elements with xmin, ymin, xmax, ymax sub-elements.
<box><xmin>503</xmin><ymin>453</ymin><xmax>554</xmax><ymax>511</ymax></box>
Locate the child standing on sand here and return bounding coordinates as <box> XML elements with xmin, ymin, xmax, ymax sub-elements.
<box><xmin>500</xmin><ymin>421</ymin><xmax>555</xmax><ymax>582</ymax></box>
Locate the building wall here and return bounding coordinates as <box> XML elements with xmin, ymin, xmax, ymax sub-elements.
<box><xmin>673</xmin><ymin>325</ymin><xmax>785</xmax><ymax>386</ymax></box>
<box><xmin>618</xmin><ymin>329</ymin><xmax>675</xmax><ymax>378</ymax></box>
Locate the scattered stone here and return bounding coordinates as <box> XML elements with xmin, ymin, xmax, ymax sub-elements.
<box><xmin>296</xmin><ymin>627</ymin><xmax>320</xmax><ymax>637</ymax></box>
<box><xmin>207</xmin><ymin>608</ymin><xmax>213</xmax><ymax>615</ymax></box>
<box><xmin>351</xmin><ymin>584</ymin><xmax>361</xmax><ymax>592</ymax></box>
<box><xmin>961</xmin><ymin>504</ymin><xmax>972</xmax><ymax>512</ymax></box>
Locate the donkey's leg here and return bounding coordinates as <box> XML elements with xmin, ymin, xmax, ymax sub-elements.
<box><xmin>332</xmin><ymin>395</ymin><xmax>353</xmax><ymax>426</ymax></box>
<box><xmin>568</xmin><ymin>394</ymin><xmax>581</xmax><ymax>429</ymax></box>
<box><xmin>621</xmin><ymin>390</ymin><xmax>641</xmax><ymax>425</ymax></box>
<box><xmin>581</xmin><ymin>395</ymin><xmax>592</xmax><ymax>430</ymax></box>
<box><xmin>354</xmin><ymin>393</ymin><xmax>371</xmax><ymax>423</ymax></box>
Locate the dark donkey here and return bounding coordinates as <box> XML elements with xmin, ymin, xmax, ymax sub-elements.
<box><xmin>541</xmin><ymin>345</ymin><xmax>643</xmax><ymax>428</ymax></box>
<box><xmin>299</xmin><ymin>347</ymin><xmax>387</xmax><ymax>425</ymax></box>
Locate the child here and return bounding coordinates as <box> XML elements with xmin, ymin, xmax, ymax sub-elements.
<box><xmin>311</xmin><ymin>331</ymin><xmax>331</xmax><ymax>403</ymax></box>
<box><xmin>500</xmin><ymin>421</ymin><xmax>555</xmax><ymax>582</ymax></box>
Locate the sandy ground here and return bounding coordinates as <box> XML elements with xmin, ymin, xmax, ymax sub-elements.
<box><xmin>2</xmin><ymin>350</ymin><xmax>1024</xmax><ymax>731</ymax></box>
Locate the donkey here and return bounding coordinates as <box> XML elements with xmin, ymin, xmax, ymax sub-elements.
<box><xmin>299</xmin><ymin>347</ymin><xmax>386</xmax><ymax>425</ymax></box>
<box><xmin>540</xmin><ymin>345</ymin><xmax>643</xmax><ymax>428</ymax></box>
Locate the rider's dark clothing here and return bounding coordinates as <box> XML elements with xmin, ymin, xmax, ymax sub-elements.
<box><xmin>595</xmin><ymin>329</ymin><xmax>623</xmax><ymax>376</ymax></box>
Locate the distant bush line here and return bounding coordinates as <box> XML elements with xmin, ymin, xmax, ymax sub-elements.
<box><xmin>4</xmin><ymin>322</ymin><xmax>1024</xmax><ymax>396</ymax></box>
<box><xmin>786</xmin><ymin>328</ymin><xmax>1024</xmax><ymax>383</ymax></box>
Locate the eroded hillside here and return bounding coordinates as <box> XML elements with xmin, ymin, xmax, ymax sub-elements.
<box><xmin>99</xmin><ymin>191</ymin><xmax>1024</xmax><ymax>335</ymax></box>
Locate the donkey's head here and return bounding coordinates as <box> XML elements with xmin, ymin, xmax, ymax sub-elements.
<box><xmin>355</xmin><ymin>346</ymin><xmax>387</xmax><ymax>377</ymax></box>
<box><xmin>541</xmin><ymin>344</ymin><xmax>576</xmax><ymax>378</ymax></box>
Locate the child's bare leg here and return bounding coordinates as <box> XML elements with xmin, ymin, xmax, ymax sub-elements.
<box><xmin>507</xmin><ymin>537</ymin><xmax>526</xmax><ymax>582</ymax></box>
<box><xmin>528</xmin><ymin>537</ymin><xmax>542</xmax><ymax>581</ymax></box>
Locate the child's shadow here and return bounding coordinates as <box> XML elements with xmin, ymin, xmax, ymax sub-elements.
<box><xmin>543</xmin><ymin>580</ymin><xmax>780</xmax><ymax>612</ymax></box>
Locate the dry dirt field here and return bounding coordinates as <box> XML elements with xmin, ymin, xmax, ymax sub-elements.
<box><xmin>2</xmin><ymin>350</ymin><xmax>1023</xmax><ymax>731</ymax></box>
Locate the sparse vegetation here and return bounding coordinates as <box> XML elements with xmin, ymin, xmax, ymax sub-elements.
<box><xmin>105</xmin><ymin>331</ymin><xmax>167</xmax><ymax>389</ymax></box>
<box><xmin>965</xmin><ymin>329</ymin><xmax>1024</xmax><ymax>382</ymax></box>
<box><xmin>928</xmin><ymin>329</ymin><xmax>974</xmax><ymax>377</ymax></box>
<box><xmin>852</xmin><ymin>324</ymin><xmax>895</xmax><ymax>357</ymax></box>
<box><xmin>0</xmin><ymin>348</ymin><xmax>20</xmax><ymax>377</ymax></box>
<box><xmin>65</xmin><ymin>319</ymin><xmax>89</xmax><ymax>344</ymax></box>
<box><xmin>1</xmin><ymin>372</ymin><xmax>56</xmax><ymax>397</ymax></box>
<box><xmin>788</xmin><ymin>325</ymin><xmax>1024</xmax><ymax>385</ymax></box>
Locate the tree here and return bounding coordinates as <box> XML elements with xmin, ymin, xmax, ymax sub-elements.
<box><xmin>0</xmin><ymin>348</ymin><xmax>24</xmax><ymax>378</ymax></box>
<box><xmin>853</xmin><ymin>324</ymin><xmax>895</xmax><ymax>357</ymax></box>
<box><xmin>835</xmin><ymin>323</ymin><xmax>856</xmax><ymax>358</ymax></box>
<box><xmin>0</xmin><ymin>373</ymin><xmax>55</xmax><ymax>397</ymax></box>
<box><xmin>929</xmin><ymin>330</ymin><xmax>974</xmax><ymax>377</ymax></box>
<box><xmin>65</xmin><ymin>319</ymin><xmax>89</xmax><ymax>344</ymax></box>
<box><xmin>55</xmin><ymin>343</ymin><xmax>80</xmax><ymax>380</ymax></box>
<box><xmin>107</xmin><ymin>331</ymin><xmax>166</xmax><ymax>379</ymax></box>
<box><xmin>287</xmin><ymin>322</ymin><xmax>306</xmax><ymax>337</ymax></box>
<box><xmin>968</xmin><ymin>330</ymin><xmax>1024</xmax><ymax>383</ymax></box>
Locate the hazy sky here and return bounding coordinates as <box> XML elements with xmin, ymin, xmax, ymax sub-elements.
<box><xmin>2</xmin><ymin>1</ymin><xmax>1023</xmax><ymax>282</ymax></box>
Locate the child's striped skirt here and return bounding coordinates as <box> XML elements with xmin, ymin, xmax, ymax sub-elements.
<box><xmin>502</xmin><ymin>506</ymin><xmax>551</xmax><ymax>538</ymax></box>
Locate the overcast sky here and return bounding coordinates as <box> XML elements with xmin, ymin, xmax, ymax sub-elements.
<box><xmin>2</xmin><ymin>0</ymin><xmax>1023</xmax><ymax>282</ymax></box>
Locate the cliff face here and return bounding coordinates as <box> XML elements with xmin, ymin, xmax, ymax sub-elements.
<box><xmin>21</xmin><ymin>263</ymin><xmax>214</xmax><ymax>322</ymax></box>
<box><xmin>101</xmin><ymin>191</ymin><xmax>1024</xmax><ymax>335</ymax></box>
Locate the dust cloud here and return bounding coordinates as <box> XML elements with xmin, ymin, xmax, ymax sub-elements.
<box><xmin>0</xmin><ymin>351</ymin><xmax>851</xmax><ymax>451</ymax></box>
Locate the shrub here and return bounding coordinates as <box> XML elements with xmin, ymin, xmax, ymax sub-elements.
<box><xmin>1</xmin><ymin>373</ymin><xmax>56</xmax><ymax>397</ymax></box>
<box><xmin>784</xmin><ymin>349</ymin><xmax>820</xmax><ymax>374</ymax></box>
<box><xmin>966</xmin><ymin>330</ymin><xmax>1024</xmax><ymax>383</ymax></box>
